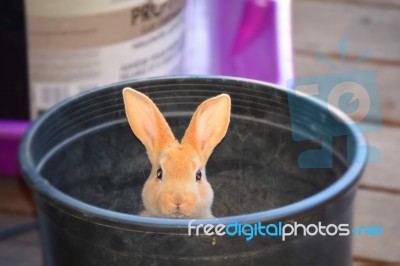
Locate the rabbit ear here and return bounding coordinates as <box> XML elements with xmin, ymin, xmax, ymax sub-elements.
<box><xmin>182</xmin><ymin>94</ymin><xmax>231</xmax><ymax>161</ymax></box>
<box><xmin>123</xmin><ymin>88</ymin><xmax>175</xmax><ymax>161</ymax></box>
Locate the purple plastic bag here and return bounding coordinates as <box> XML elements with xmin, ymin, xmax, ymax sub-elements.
<box><xmin>0</xmin><ymin>120</ymin><xmax>29</xmax><ymax>177</ymax></box>
<box><xmin>185</xmin><ymin>0</ymin><xmax>293</xmax><ymax>85</ymax></box>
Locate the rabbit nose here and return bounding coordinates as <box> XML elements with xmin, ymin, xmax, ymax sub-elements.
<box><xmin>171</xmin><ymin>193</ymin><xmax>185</xmax><ymax>206</ymax></box>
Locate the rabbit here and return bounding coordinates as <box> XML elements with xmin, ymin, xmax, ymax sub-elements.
<box><xmin>122</xmin><ymin>88</ymin><xmax>231</xmax><ymax>219</ymax></box>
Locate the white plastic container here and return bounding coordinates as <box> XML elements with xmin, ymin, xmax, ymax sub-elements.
<box><xmin>26</xmin><ymin>0</ymin><xmax>185</xmax><ymax>118</ymax></box>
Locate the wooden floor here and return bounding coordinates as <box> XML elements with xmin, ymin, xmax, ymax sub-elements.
<box><xmin>1</xmin><ymin>0</ymin><xmax>400</xmax><ymax>265</ymax></box>
<box><xmin>0</xmin><ymin>179</ymin><xmax>41</xmax><ymax>266</ymax></box>
<box><xmin>293</xmin><ymin>0</ymin><xmax>400</xmax><ymax>264</ymax></box>
<box><xmin>0</xmin><ymin>213</ymin><xmax>40</xmax><ymax>266</ymax></box>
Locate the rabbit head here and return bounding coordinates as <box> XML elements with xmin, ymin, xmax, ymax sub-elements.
<box><xmin>123</xmin><ymin>88</ymin><xmax>231</xmax><ymax>219</ymax></box>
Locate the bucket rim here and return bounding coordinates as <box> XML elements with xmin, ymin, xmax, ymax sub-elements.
<box><xmin>19</xmin><ymin>75</ymin><xmax>367</xmax><ymax>228</ymax></box>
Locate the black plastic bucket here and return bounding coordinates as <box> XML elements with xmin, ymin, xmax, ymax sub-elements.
<box><xmin>19</xmin><ymin>76</ymin><xmax>366</xmax><ymax>266</ymax></box>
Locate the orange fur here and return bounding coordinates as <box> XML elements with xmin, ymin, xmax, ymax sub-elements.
<box><xmin>123</xmin><ymin>88</ymin><xmax>176</xmax><ymax>165</ymax></box>
<box><xmin>123</xmin><ymin>88</ymin><xmax>231</xmax><ymax>218</ymax></box>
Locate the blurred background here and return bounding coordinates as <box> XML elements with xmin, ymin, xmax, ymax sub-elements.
<box><xmin>0</xmin><ymin>0</ymin><xmax>399</xmax><ymax>265</ymax></box>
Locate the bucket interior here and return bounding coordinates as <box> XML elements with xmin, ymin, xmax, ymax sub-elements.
<box><xmin>30</xmin><ymin>79</ymin><xmax>355</xmax><ymax>217</ymax></box>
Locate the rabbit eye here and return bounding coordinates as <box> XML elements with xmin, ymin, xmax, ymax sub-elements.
<box><xmin>156</xmin><ymin>168</ymin><xmax>163</xmax><ymax>179</ymax></box>
<box><xmin>195</xmin><ymin>170</ymin><xmax>202</xmax><ymax>181</ymax></box>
